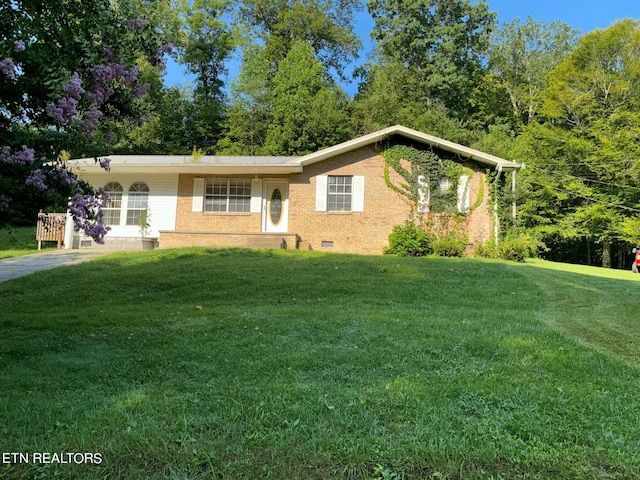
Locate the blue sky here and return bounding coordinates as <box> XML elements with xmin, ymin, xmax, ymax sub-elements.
<box><xmin>164</xmin><ymin>0</ymin><xmax>639</xmax><ymax>95</ymax></box>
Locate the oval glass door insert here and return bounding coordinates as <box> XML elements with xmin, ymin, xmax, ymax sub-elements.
<box><xmin>270</xmin><ymin>188</ymin><xmax>283</xmax><ymax>225</ymax></box>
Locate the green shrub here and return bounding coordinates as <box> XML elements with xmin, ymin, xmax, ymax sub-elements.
<box><xmin>473</xmin><ymin>239</ymin><xmax>498</xmax><ymax>259</ymax></box>
<box><xmin>432</xmin><ymin>233</ymin><xmax>467</xmax><ymax>257</ymax></box>
<box><xmin>385</xmin><ymin>221</ymin><xmax>433</xmax><ymax>257</ymax></box>
<box><xmin>499</xmin><ymin>234</ymin><xmax>540</xmax><ymax>262</ymax></box>
<box><xmin>474</xmin><ymin>233</ymin><xmax>541</xmax><ymax>262</ymax></box>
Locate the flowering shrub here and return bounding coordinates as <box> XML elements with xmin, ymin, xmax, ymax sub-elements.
<box><xmin>0</xmin><ymin>1</ymin><xmax>169</xmax><ymax>241</ymax></box>
<box><xmin>68</xmin><ymin>192</ymin><xmax>111</xmax><ymax>244</ymax></box>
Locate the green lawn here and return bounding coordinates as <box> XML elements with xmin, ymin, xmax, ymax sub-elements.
<box><xmin>0</xmin><ymin>225</ymin><xmax>52</xmax><ymax>258</ymax></box>
<box><xmin>1</xmin><ymin>248</ymin><xmax>640</xmax><ymax>479</ymax></box>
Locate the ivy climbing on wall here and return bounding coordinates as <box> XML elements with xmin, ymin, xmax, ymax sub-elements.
<box><xmin>381</xmin><ymin>145</ymin><xmax>472</xmax><ymax>214</ymax></box>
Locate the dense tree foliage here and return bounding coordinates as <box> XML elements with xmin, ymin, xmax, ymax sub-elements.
<box><xmin>367</xmin><ymin>0</ymin><xmax>496</xmax><ymax>120</ymax></box>
<box><xmin>0</xmin><ymin>0</ymin><xmax>168</xmax><ymax>238</ymax></box>
<box><xmin>218</xmin><ymin>0</ymin><xmax>360</xmax><ymax>155</ymax></box>
<box><xmin>234</xmin><ymin>0</ymin><xmax>362</xmax><ymax>76</ymax></box>
<box><xmin>518</xmin><ymin>20</ymin><xmax>640</xmax><ymax>266</ymax></box>
<box><xmin>3</xmin><ymin>1</ymin><xmax>640</xmax><ymax>268</ymax></box>
<box><xmin>487</xmin><ymin>17</ymin><xmax>579</xmax><ymax>127</ymax></box>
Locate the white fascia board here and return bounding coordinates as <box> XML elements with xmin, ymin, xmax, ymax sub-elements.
<box><xmin>298</xmin><ymin>125</ymin><xmax>523</xmax><ymax>171</ymax></box>
<box><xmin>68</xmin><ymin>163</ymin><xmax>302</xmax><ymax>175</ymax></box>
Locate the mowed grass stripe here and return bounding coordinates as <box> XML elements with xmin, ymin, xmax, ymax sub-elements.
<box><xmin>1</xmin><ymin>248</ymin><xmax>640</xmax><ymax>479</ymax></box>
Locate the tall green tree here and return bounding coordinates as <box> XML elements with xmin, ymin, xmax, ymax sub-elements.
<box><xmin>488</xmin><ymin>17</ymin><xmax>578</xmax><ymax>127</ymax></box>
<box><xmin>114</xmin><ymin>0</ymin><xmax>236</xmax><ymax>154</ymax></box>
<box><xmin>367</xmin><ymin>0</ymin><xmax>495</xmax><ymax>119</ymax></box>
<box><xmin>235</xmin><ymin>0</ymin><xmax>362</xmax><ymax>76</ymax></box>
<box><xmin>263</xmin><ymin>41</ymin><xmax>350</xmax><ymax>155</ymax></box>
<box><xmin>521</xmin><ymin>20</ymin><xmax>640</xmax><ymax>266</ymax></box>
<box><xmin>219</xmin><ymin>0</ymin><xmax>361</xmax><ymax>154</ymax></box>
<box><xmin>216</xmin><ymin>44</ymin><xmax>274</xmax><ymax>155</ymax></box>
<box><xmin>177</xmin><ymin>0</ymin><xmax>236</xmax><ymax>150</ymax></box>
<box><xmin>351</xmin><ymin>61</ymin><xmax>477</xmax><ymax>144</ymax></box>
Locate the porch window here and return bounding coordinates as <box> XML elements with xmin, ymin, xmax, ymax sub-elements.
<box><xmin>204</xmin><ymin>178</ymin><xmax>251</xmax><ymax>212</ymax></box>
<box><xmin>126</xmin><ymin>182</ymin><xmax>150</xmax><ymax>225</ymax></box>
<box><xmin>102</xmin><ymin>182</ymin><xmax>123</xmax><ymax>225</ymax></box>
<box><xmin>327</xmin><ymin>176</ymin><xmax>353</xmax><ymax>211</ymax></box>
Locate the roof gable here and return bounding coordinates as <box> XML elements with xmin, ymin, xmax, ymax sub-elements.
<box><xmin>298</xmin><ymin>125</ymin><xmax>522</xmax><ymax>171</ymax></box>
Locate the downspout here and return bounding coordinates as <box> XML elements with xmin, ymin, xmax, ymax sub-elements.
<box><xmin>511</xmin><ymin>169</ymin><xmax>517</xmax><ymax>221</ymax></box>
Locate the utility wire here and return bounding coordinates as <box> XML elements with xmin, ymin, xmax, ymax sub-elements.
<box><xmin>528</xmin><ymin>164</ymin><xmax>640</xmax><ymax>191</ymax></box>
<box><xmin>530</xmin><ymin>180</ymin><xmax>640</xmax><ymax>213</ymax></box>
<box><xmin>534</xmin><ymin>159</ymin><xmax>635</xmax><ymax>166</ymax></box>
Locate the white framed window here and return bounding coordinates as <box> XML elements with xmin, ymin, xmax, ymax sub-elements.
<box><xmin>204</xmin><ymin>178</ymin><xmax>251</xmax><ymax>213</ymax></box>
<box><xmin>102</xmin><ymin>182</ymin><xmax>123</xmax><ymax>225</ymax></box>
<box><xmin>316</xmin><ymin>175</ymin><xmax>365</xmax><ymax>212</ymax></box>
<box><xmin>328</xmin><ymin>176</ymin><xmax>353</xmax><ymax>211</ymax></box>
<box><xmin>126</xmin><ymin>182</ymin><xmax>149</xmax><ymax>225</ymax></box>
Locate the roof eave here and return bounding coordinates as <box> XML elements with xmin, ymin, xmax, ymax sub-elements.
<box><xmin>69</xmin><ymin>164</ymin><xmax>303</xmax><ymax>175</ymax></box>
<box><xmin>298</xmin><ymin>125</ymin><xmax>523</xmax><ymax>170</ymax></box>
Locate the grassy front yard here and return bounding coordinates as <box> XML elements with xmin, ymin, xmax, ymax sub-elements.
<box><xmin>0</xmin><ymin>225</ymin><xmax>49</xmax><ymax>258</ymax></box>
<box><xmin>1</xmin><ymin>248</ymin><xmax>640</xmax><ymax>479</ymax></box>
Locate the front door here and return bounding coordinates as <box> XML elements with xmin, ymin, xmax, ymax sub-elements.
<box><xmin>262</xmin><ymin>181</ymin><xmax>288</xmax><ymax>233</ymax></box>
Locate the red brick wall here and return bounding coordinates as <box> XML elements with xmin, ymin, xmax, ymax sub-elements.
<box><xmin>175</xmin><ymin>174</ymin><xmax>261</xmax><ymax>232</ymax></box>
<box><xmin>168</xmin><ymin>147</ymin><xmax>494</xmax><ymax>254</ymax></box>
<box><xmin>288</xmin><ymin>146</ymin><xmax>410</xmax><ymax>255</ymax></box>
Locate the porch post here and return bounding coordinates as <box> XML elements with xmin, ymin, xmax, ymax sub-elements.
<box><xmin>511</xmin><ymin>169</ymin><xmax>517</xmax><ymax>220</ymax></box>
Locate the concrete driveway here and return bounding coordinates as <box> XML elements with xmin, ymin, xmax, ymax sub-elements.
<box><xmin>0</xmin><ymin>250</ymin><xmax>112</xmax><ymax>282</ymax></box>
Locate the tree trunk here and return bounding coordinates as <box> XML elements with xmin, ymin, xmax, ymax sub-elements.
<box><xmin>602</xmin><ymin>239</ymin><xmax>612</xmax><ymax>268</ymax></box>
<box><xmin>586</xmin><ymin>236</ymin><xmax>591</xmax><ymax>265</ymax></box>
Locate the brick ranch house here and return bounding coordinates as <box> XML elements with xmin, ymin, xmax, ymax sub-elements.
<box><xmin>64</xmin><ymin>125</ymin><xmax>522</xmax><ymax>255</ymax></box>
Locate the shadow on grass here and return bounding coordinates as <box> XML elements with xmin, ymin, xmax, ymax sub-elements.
<box><xmin>2</xmin><ymin>248</ymin><xmax>640</xmax><ymax>479</ymax></box>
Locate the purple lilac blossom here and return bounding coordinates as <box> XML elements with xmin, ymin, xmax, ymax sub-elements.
<box><xmin>88</xmin><ymin>85</ymin><xmax>114</xmax><ymax>105</ymax></box>
<box><xmin>0</xmin><ymin>58</ymin><xmax>16</xmax><ymax>79</ymax></box>
<box><xmin>25</xmin><ymin>169</ymin><xmax>48</xmax><ymax>190</ymax></box>
<box><xmin>78</xmin><ymin>107</ymin><xmax>104</xmax><ymax>133</ymax></box>
<box><xmin>62</xmin><ymin>72</ymin><xmax>85</xmax><ymax>99</ymax></box>
<box><xmin>89</xmin><ymin>63</ymin><xmax>138</xmax><ymax>86</ymax></box>
<box><xmin>68</xmin><ymin>193</ymin><xmax>111</xmax><ymax>244</ymax></box>
<box><xmin>124</xmin><ymin>18</ymin><xmax>146</xmax><ymax>31</ymax></box>
<box><xmin>46</xmin><ymin>97</ymin><xmax>79</xmax><ymax>123</ymax></box>
<box><xmin>0</xmin><ymin>145</ymin><xmax>35</xmax><ymax>165</ymax></box>
<box><xmin>14</xmin><ymin>40</ymin><xmax>25</xmax><ymax>52</ymax></box>
<box><xmin>84</xmin><ymin>107</ymin><xmax>103</xmax><ymax>124</ymax></box>
<box><xmin>97</xmin><ymin>157</ymin><xmax>111</xmax><ymax>172</ymax></box>
<box><xmin>51</xmin><ymin>167</ymin><xmax>79</xmax><ymax>186</ymax></box>
<box><xmin>45</xmin><ymin>102</ymin><xmax>65</xmax><ymax>122</ymax></box>
<box><xmin>146</xmin><ymin>43</ymin><xmax>174</xmax><ymax>67</ymax></box>
<box><xmin>132</xmin><ymin>83</ymin><xmax>150</xmax><ymax>99</ymax></box>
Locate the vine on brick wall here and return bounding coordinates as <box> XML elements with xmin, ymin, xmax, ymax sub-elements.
<box><xmin>381</xmin><ymin>145</ymin><xmax>468</xmax><ymax>214</ymax></box>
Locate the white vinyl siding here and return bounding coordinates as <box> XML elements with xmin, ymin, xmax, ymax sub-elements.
<box><xmin>85</xmin><ymin>173</ymin><xmax>178</xmax><ymax>238</ymax></box>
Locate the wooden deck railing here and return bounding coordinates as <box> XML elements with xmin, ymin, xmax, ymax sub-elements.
<box><xmin>36</xmin><ymin>212</ymin><xmax>67</xmax><ymax>250</ymax></box>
